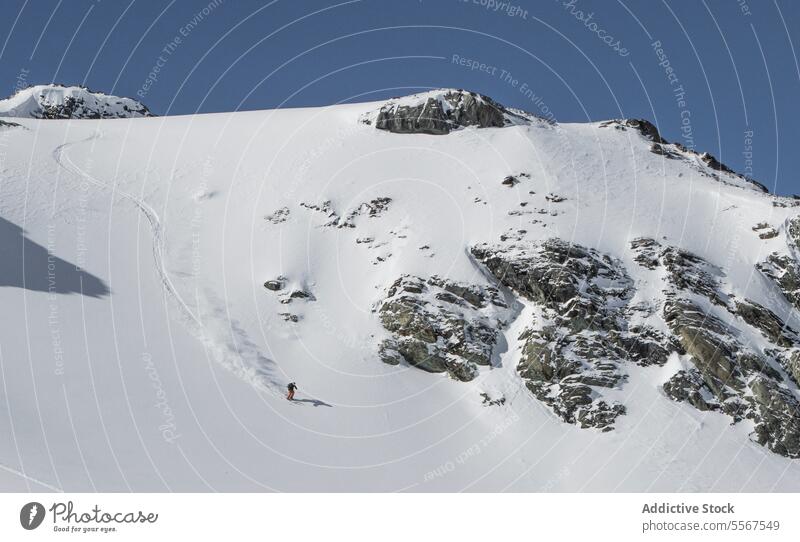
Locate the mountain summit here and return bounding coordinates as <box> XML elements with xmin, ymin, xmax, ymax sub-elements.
<box><xmin>2</xmin><ymin>87</ymin><xmax>800</xmax><ymax>490</ymax></box>
<box><xmin>0</xmin><ymin>84</ymin><xmax>152</xmax><ymax>119</ymax></box>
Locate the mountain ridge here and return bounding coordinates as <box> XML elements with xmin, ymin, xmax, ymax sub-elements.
<box><xmin>0</xmin><ymin>83</ymin><xmax>153</xmax><ymax>119</ymax></box>
<box><xmin>1</xmin><ymin>85</ymin><xmax>799</xmax><ymax>490</ymax></box>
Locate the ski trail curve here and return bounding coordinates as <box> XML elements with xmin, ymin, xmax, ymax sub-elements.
<box><xmin>54</xmin><ymin>131</ymin><xmax>201</xmax><ymax>327</ymax></box>
<box><xmin>53</xmin><ymin>132</ymin><xmax>284</xmax><ymax>397</ymax></box>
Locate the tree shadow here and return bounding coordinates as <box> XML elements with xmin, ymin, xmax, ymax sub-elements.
<box><xmin>0</xmin><ymin>216</ymin><xmax>109</xmax><ymax>297</ymax></box>
<box><xmin>293</xmin><ymin>398</ymin><xmax>333</xmax><ymax>407</ymax></box>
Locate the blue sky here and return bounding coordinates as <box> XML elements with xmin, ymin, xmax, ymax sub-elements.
<box><xmin>1</xmin><ymin>0</ymin><xmax>799</xmax><ymax>194</ymax></box>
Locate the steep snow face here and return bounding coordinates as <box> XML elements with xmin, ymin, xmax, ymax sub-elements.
<box><xmin>0</xmin><ymin>84</ymin><xmax>152</xmax><ymax>119</ymax></box>
<box><xmin>2</xmin><ymin>89</ymin><xmax>800</xmax><ymax>491</ymax></box>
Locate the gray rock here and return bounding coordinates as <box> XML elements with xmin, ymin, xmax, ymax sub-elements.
<box><xmin>787</xmin><ymin>216</ymin><xmax>800</xmax><ymax>251</ymax></box>
<box><xmin>372</xmin><ymin>90</ymin><xmax>527</xmax><ymax>135</ymax></box>
<box><xmin>480</xmin><ymin>392</ymin><xmax>506</xmax><ymax>406</ymax></box>
<box><xmin>735</xmin><ymin>299</ymin><xmax>795</xmax><ymax>347</ymax></box>
<box><xmin>663</xmin><ymin>369</ymin><xmax>720</xmax><ymax>412</ymax></box>
<box><xmin>757</xmin><ymin>253</ymin><xmax>800</xmax><ymax>311</ymax></box>
<box><xmin>377</xmin><ymin>275</ymin><xmax>509</xmax><ymax>381</ymax></box>
<box><xmin>265</xmin><ymin>207</ymin><xmax>290</xmax><ymax>224</ymax></box>
<box><xmin>599</xmin><ymin>118</ymin><xmax>666</xmax><ymax>143</ymax></box>
<box><xmin>748</xmin><ymin>377</ymin><xmax>800</xmax><ymax>458</ymax></box>
<box><xmin>472</xmin><ymin>238</ymin><xmax>640</xmax><ymax>430</ymax></box>
<box><xmin>264</xmin><ymin>277</ymin><xmax>287</xmax><ymax>291</ymax></box>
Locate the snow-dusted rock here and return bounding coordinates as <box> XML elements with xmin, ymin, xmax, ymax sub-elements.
<box><xmin>376</xmin><ymin>275</ymin><xmax>510</xmax><ymax>381</ymax></box>
<box><xmin>361</xmin><ymin>89</ymin><xmax>533</xmax><ymax>135</ymax></box>
<box><xmin>632</xmin><ymin>238</ymin><xmax>800</xmax><ymax>457</ymax></box>
<box><xmin>471</xmin><ymin>238</ymin><xmax>661</xmax><ymax>431</ymax></box>
<box><xmin>0</xmin><ymin>84</ymin><xmax>152</xmax><ymax>119</ymax></box>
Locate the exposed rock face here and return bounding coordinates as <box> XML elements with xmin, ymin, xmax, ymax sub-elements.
<box><xmin>265</xmin><ymin>207</ymin><xmax>290</xmax><ymax>224</ymax></box>
<box><xmin>753</xmin><ymin>222</ymin><xmax>779</xmax><ymax>240</ymax></box>
<box><xmin>757</xmin><ymin>253</ymin><xmax>800</xmax><ymax>311</ymax></box>
<box><xmin>264</xmin><ymin>277</ymin><xmax>286</xmax><ymax>291</ymax></box>
<box><xmin>787</xmin><ymin>216</ymin><xmax>800</xmax><ymax>250</ymax></box>
<box><xmin>300</xmin><ymin>197</ymin><xmax>392</xmax><ymax>228</ymax></box>
<box><xmin>365</xmin><ymin>89</ymin><xmax>530</xmax><ymax>135</ymax></box>
<box><xmin>749</xmin><ymin>378</ymin><xmax>800</xmax><ymax>457</ymax></box>
<box><xmin>447</xmin><ymin>232</ymin><xmax>800</xmax><ymax>451</ymax></box>
<box><xmin>0</xmin><ymin>84</ymin><xmax>152</xmax><ymax>119</ymax></box>
<box><xmin>279</xmin><ymin>289</ymin><xmax>315</xmax><ymax>304</ymax></box>
<box><xmin>376</xmin><ymin>275</ymin><xmax>510</xmax><ymax>381</ymax></box>
<box><xmin>659</xmin><ymin>245</ymin><xmax>728</xmax><ymax>306</ymax></box>
<box><xmin>734</xmin><ymin>299</ymin><xmax>796</xmax><ymax>347</ymax></box>
<box><xmin>471</xmin><ymin>238</ymin><xmax>674</xmax><ymax>431</ymax></box>
<box><xmin>599</xmin><ymin>118</ymin><xmax>666</xmax><ymax>144</ymax></box>
<box><xmin>632</xmin><ymin>237</ymin><xmax>800</xmax><ymax>457</ymax></box>
<box><xmin>599</xmin><ymin>118</ymin><xmax>769</xmax><ymax>193</ymax></box>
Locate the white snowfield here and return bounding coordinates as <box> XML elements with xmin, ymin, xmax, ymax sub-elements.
<box><xmin>1</xmin><ymin>88</ymin><xmax>799</xmax><ymax>492</ymax></box>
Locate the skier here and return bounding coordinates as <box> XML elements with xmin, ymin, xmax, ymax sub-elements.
<box><xmin>287</xmin><ymin>382</ymin><xmax>297</xmax><ymax>401</ymax></box>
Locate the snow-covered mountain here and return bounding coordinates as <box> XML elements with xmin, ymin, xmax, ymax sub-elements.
<box><xmin>1</xmin><ymin>87</ymin><xmax>799</xmax><ymax>491</ymax></box>
<box><xmin>0</xmin><ymin>84</ymin><xmax>152</xmax><ymax>119</ymax></box>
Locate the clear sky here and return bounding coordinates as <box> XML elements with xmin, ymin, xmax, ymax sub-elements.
<box><xmin>1</xmin><ymin>0</ymin><xmax>798</xmax><ymax>194</ymax></box>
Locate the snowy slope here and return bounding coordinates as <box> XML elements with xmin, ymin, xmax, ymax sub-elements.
<box><xmin>1</xmin><ymin>89</ymin><xmax>799</xmax><ymax>492</ymax></box>
<box><xmin>0</xmin><ymin>84</ymin><xmax>152</xmax><ymax>119</ymax></box>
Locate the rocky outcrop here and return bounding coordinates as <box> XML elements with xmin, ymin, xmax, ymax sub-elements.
<box><xmin>599</xmin><ymin>118</ymin><xmax>666</xmax><ymax>144</ymax></box>
<box><xmin>265</xmin><ymin>207</ymin><xmax>290</xmax><ymax>224</ymax></box>
<box><xmin>472</xmin><ymin>238</ymin><xmax>675</xmax><ymax>431</ymax></box>
<box><xmin>300</xmin><ymin>197</ymin><xmax>392</xmax><ymax>228</ymax></box>
<box><xmin>279</xmin><ymin>289</ymin><xmax>315</xmax><ymax>304</ymax></box>
<box><xmin>0</xmin><ymin>84</ymin><xmax>153</xmax><ymax>119</ymax></box>
<box><xmin>376</xmin><ymin>275</ymin><xmax>510</xmax><ymax>381</ymax></box>
<box><xmin>599</xmin><ymin>119</ymin><xmax>769</xmax><ymax>193</ymax></box>
<box><xmin>752</xmin><ymin>222</ymin><xmax>779</xmax><ymax>240</ymax></box>
<box><xmin>364</xmin><ymin>89</ymin><xmax>530</xmax><ymax>135</ymax></box>
<box><xmin>749</xmin><ymin>377</ymin><xmax>800</xmax><ymax>457</ymax></box>
<box><xmin>734</xmin><ymin>299</ymin><xmax>796</xmax><ymax>347</ymax></box>
<box><xmin>264</xmin><ymin>277</ymin><xmax>287</xmax><ymax>291</ymax></box>
<box><xmin>757</xmin><ymin>253</ymin><xmax>800</xmax><ymax>311</ymax></box>
<box><xmin>632</xmin><ymin>237</ymin><xmax>800</xmax><ymax>457</ymax></box>
<box><xmin>787</xmin><ymin>216</ymin><xmax>800</xmax><ymax>250</ymax></box>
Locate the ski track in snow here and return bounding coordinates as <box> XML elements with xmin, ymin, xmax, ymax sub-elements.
<box><xmin>53</xmin><ymin>132</ymin><xmax>284</xmax><ymax>397</ymax></box>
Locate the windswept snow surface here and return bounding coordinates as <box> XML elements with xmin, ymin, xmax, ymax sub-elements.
<box><xmin>1</xmin><ymin>96</ymin><xmax>799</xmax><ymax>491</ymax></box>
